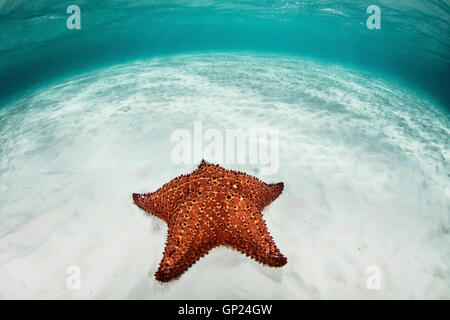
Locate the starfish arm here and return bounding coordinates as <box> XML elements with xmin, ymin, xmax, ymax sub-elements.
<box><xmin>227</xmin><ymin>206</ymin><xmax>287</xmax><ymax>267</ymax></box>
<box><xmin>133</xmin><ymin>192</ymin><xmax>169</xmax><ymax>222</ymax></box>
<box><xmin>132</xmin><ymin>174</ymin><xmax>192</xmax><ymax>223</ymax></box>
<box><xmin>193</xmin><ymin>160</ymin><xmax>284</xmax><ymax>210</ymax></box>
<box><xmin>261</xmin><ymin>182</ymin><xmax>284</xmax><ymax>209</ymax></box>
<box><xmin>236</xmin><ymin>172</ymin><xmax>284</xmax><ymax>210</ymax></box>
<box><xmin>155</xmin><ymin>204</ymin><xmax>215</xmax><ymax>282</ymax></box>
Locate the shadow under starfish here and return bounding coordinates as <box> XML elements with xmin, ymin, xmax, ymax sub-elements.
<box><xmin>133</xmin><ymin>159</ymin><xmax>287</xmax><ymax>282</ymax></box>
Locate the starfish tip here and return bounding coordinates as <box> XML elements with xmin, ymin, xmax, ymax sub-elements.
<box><xmin>274</xmin><ymin>182</ymin><xmax>284</xmax><ymax>192</ymax></box>
<box><xmin>278</xmin><ymin>255</ymin><xmax>288</xmax><ymax>267</ymax></box>
<box><xmin>155</xmin><ymin>269</ymin><xmax>176</xmax><ymax>282</ymax></box>
<box><xmin>199</xmin><ymin>159</ymin><xmax>210</xmax><ymax>168</ymax></box>
<box><xmin>132</xmin><ymin>192</ymin><xmax>142</xmax><ymax>205</ymax></box>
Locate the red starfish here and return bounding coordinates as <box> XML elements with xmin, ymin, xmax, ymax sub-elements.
<box><xmin>133</xmin><ymin>160</ymin><xmax>287</xmax><ymax>282</ymax></box>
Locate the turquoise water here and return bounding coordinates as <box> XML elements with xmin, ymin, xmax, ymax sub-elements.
<box><xmin>0</xmin><ymin>0</ymin><xmax>449</xmax><ymax>109</ymax></box>
<box><xmin>0</xmin><ymin>1</ymin><xmax>449</xmax><ymax>299</ymax></box>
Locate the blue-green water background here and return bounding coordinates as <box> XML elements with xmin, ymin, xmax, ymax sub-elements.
<box><xmin>0</xmin><ymin>0</ymin><xmax>449</xmax><ymax>110</ymax></box>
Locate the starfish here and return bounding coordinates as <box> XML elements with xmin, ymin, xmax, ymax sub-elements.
<box><xmin>132</xmin><ymin>160</ymin><xmax>287</xmax><ymax>282</ymax></box>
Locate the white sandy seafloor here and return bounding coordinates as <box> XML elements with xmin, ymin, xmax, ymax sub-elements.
<box><xmin>0</xmin><ymin>53</ymin><xmax>449</xmax><ymax>299</ymax></box>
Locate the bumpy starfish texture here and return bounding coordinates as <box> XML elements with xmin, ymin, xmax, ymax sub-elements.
<box><xmin>133</xmin><ymin>160</ymin><xmax>286</xmax><ymax>282</ymax></box>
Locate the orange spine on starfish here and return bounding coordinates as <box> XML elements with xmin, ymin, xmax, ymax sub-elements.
<box><xmin>133</xmin><ymin>160</ymin><xmax>287</xmax><ymax>282</ymax></box>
